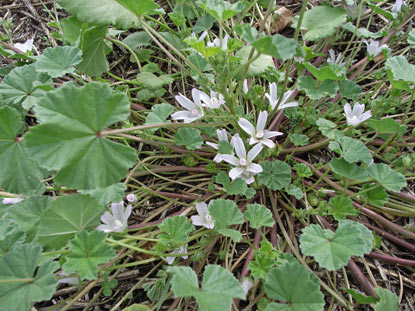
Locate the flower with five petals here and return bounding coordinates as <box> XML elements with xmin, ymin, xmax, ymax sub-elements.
<box><xmin>265</xmin><ymin>82</ymin><xmax>298</xmax><ymax>110</ymax></box>
<box><xmin>97</xmin><ymin>201</ymin><xmax>132</xmax><ymax>233</ymax></box>
<box><xmin>344</xmin><ymin>102</ymin><xmax>371</xmax><ymax>127</ymax></box>
<box><xmin>191</xmin><ymin>202</ymin><xmax>215</xmax><ymax>229</ymax></box>
<box><xmin>171</xmin><ymin>88</ymin><xmax>204</xmax><ymax>123</ymax></box>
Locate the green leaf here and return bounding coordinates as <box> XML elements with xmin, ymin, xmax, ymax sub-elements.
<box><xmin>158</xmin><ymin>216</ymin><xmax>194</xmax><ymax>246</ymax></box>
<box><xmin>252</xmin><ymin>35</ymin><xmax>303</xmax><ymax>60</ymax></box>
<box><xmin>0</xmin><ymin>64</ymin><xmax>52</xmax><ymax>110</ymax></box>
<box><xmin>174</xmin><ymin>128</ymin><xmax>204</xmax><ymax>150</ymax></box>
<box><xmin>294</xmin><ymin>163</ymin><xmax>312</xmax><ymax>178</ymax></box>
<box><xmin>258</xmin><ymin>160</ymin><xmax>291</xmax><ymax>191</ymax></box>
<box><xmin>338</xmin><ymin>80</ymin><xmax>362</xmax><ymax>100</ymax></box>
<box><xmin>116</xmin><ymin>0</ymin><xmax>160</xmax><ymax>16</ymax></box>
<box><xmin>145</xmin><ymin>103</ymin><xmax>174</xmax><ymax>130</ymax></box>
<box><xmin>235</xmin><ymin>46</ymin><xmax>273</xmax><ymax>78</ymax></box>
<box><xmin>0</xmin><ymin>219</ymin><xmax>25</xmax><ymax>256</ymax></box>
<box><xmin>196</xmin><ymin>0</ymin><xmax>245</xmax><ymax>21</ymax></box>
<box><xmin>342</xmin><ymin>22</ymin><xmax>383</xmax><ymax>38</ymax></box>
<box><xmin>328</xmin><ymin>195</ymin><xmax>358</xmax><ymax>221</ymax></box>
<box><xmin>63</xmin><ymin>230</ymin><xmax>115</xmax><ymax>280</ymax></box>
<box><xmin>385</xmin><ymin>56</ymin><xmax>415</xmax><ymax>84</ymax></box>
<box><xmin>0</xmin><ymin>107</ymin><xmax>46</xmax><ymax>194</ymax></box>
<box><xmin>6</xmin><ymin>195</ymin><xmax>51</xmax><ymax>242</ymax></box>
<box><xmin>329</xmin><ymin>158</ymin><xmax>369</xmax><ymax>181</ymax></box>
<box><xmin>136</xmin><ymin>72</ymin><xmax>173</xmax><ymax>90</ymax></box>
<box><xmin>215</xmin><ymin>171</ymin><xmax>254</xmax><ymax>198</ymax></box>
<box><xmin>60</xmin><ymin>16</ymin><xmax>84</xmax><ymax>45</ymax></box>
<box><xmin>366</xmin><ymin>118</ymin><xmax>407</xmax><ymax>134</ymax></box>
<box><xmin>300</xmin><ymin>220</ymin><xmax>373</xmax><ymax>270</ymax></box>
<box><xmin>298</xmin><ymin>76</ymin><xmax>339</xmax><ymax>100</ymax></box>
<box><xmin>78</xmin><ymin>26</ymin><xmax>109</xmax><ymax>77</ymax></box>
<box><xmin>168</xmin><ymin>265</ymin><xmax>245</xmax><ymax>311</ymax></box>
<box><xmin>316</xmin><ymin>118</ymin><xmax>344</xmax><ymax>140</ymax></box>
<box><xmin>59</xmin><ymin>0</ymin><xmax>139</xmax><ymax>29</ymax></box>
<box><xmin>367</xmin><ymin>163</ymin><xmax>406</xmax><ymax>192</ymax></box>
<box><xmin>244</xmin><ymin>204</ymin><xmax>274</xmax><ymax>229</ymax></box>
<box><xmin>249</xmin><ymin>240</ymin><xmax>280</xmax><ymax>279</ymax></box>
<box><xmin>0</xmin><ymin>244</ymin><xmax>59</xmax><ymax>311</ymax></box>
<box><xmin>123</xmin><ymin>304</ymin><xmax>150</xmax><ymax>311</ymax></box>
<box><xmin>264</xmin><ymin>262</ymin><xmax>325</xmax><ymax>311</ymax></box>
<box><xmin>24</xmin><ymin>82</ymin><xmax>137</xmax><ymax>190</ymax></box>
<box><xmin>408</xmin><ymin>29</ymin><xmax>415</xmax><ymax>48</ymax></box>
<box><xmin>35</xmin><ymin>46</ymin><xmax>83</xmax><ymax>78</ymax></box>
<box><xmin>303</xmin><ymin>63</ymin><xmax>346</xmax><ymax>81</ymax></box>
<box><xmin>360</xmin><ymin>184</ymin><xmax>388</xmax><ymax>208</ymax></box>
<box><xmin>289</xmin><ymin>134</ymin><xmax>309</xmax><ymax>146</ymax></box>
<box><xmin>285</xmin><ymin>184</ymin><xmax>304</xmax><ymax>200</ymax></box>
<box><xmin>209</xmin><ymin>199</ymin><xmax>244</xmax><ymax>242</ymax></box>
<box><xmin>193</xmin><ymin>14</ymin><xmax>215</xmax><ymax>33</ymax></box>
<box><xmin>330</xmin><ymin>137</ymin><xmax>373</xmax><ymax>165</ymax></box>
<box><xmin>344</xmin><ymin>288</ymin><xmax>378</xmax><ymax>304</ymax></box>
<box><xmin>373</xmin><ymin>287</ymin><xmax>399</xmax><ymax>311</ymax></box>
<box><xmin>79</xmin><ymin>183</ymin><xmax>127</xmax><ymax>205</ymax></box>
<box><xmin>295</xmin><ymin>6</ymin><xmax>347</xmax><ymax>41</ymax></box>
<box><xmin>37</xmin><ymin>194</ymin><xmax>104</xmax><ymax>249</ymax></box>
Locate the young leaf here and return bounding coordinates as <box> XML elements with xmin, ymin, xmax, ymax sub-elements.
<box><xmin>244</xmin><ymin>204</ymin><xmax>274</xmax><ymax>229</ymax></box>
<box><xmin>285</xmin><ymin>184</ymin><xmax>304</xmax><ymax>200</ymax></box>
<box><xmin>63</xmin><ymin>230</ymin><xmax>116</xmax><ymax>280</ymax></box>
<box><xmin>35</xmin><ymin>46</ymin><xmax>83</xmax><ymax>78</ymax></box>
<box><xmin>367</xmin><ymin>163</ymin><xmax>406</xmax><ymax>192</ymax></box>
<box><xmin>0</xmin><ymin>244</ymin><xmax>59</xmax><ymax>311</ymax></box>
<box><xmin>37</xmin><ymin>194</ymin><xmax>104</xmax><ymax>249</ymax></box>
<box><xmin>174</xmin><ymin>128</ymin><xmax>204</xmax><ymax>150</ymax></box>
<box><xmin>0</xmin><ymin>107</ymin><xmax>46</xmax><ymax>194</ymax></box>
<box><xmin>145</xmin><ymin>103</ymin><xmax>174</xmax><ymax>130</ymax></box>
<box><xmin>294</xmin><ymin>6</ymin><xmax>347</xmax><ymax>41</ymax></box>
<box><xmin>0</xmin><ymin>64</ymin><xmax>52</xmax><ymax>110</ymax></box>
<box><xmin>235</xmin><ymin>46</ymin><xmax>274</xmax><ymax>77</ymax></box>
<box><xmin>338</xmin><ymin>80</ymin><xmax>362</xmax><ymax>100</ymax></box>
<box><xmin>78</xmin><ymin>26</ymin><xmax>110</xmax><ymax>77</ymax></box>
<box><xmin>373</xmin><ymin>287</ymin><xmax>399</xmax><ymax>311</ymax></box>
<box><xmin>298</xmin><ymin>76</ymin><xmax>339</xmax><ymax>100</ymax></box>
<box><xmin>328</xmin><ymin>195</ymin><xmax>358</xmax><ymax>221</ymax></box>
<box><xmin>136</xmin><ymin>72</ymin><xmax>173</xmax><ymax>90</ymax></box>
<box><xmin>209</xmin><ymin>199</ymin><xmax>244</xmax><ymax>242</ymax></box>
<box><xmin>215</xmin><ymin>171</ymin><xmax>254</xmax><ymax>198</ymax></box>
<box><xmin>252</xmin><ymin>34</ymin><xmax>303</xmax><ymax>60</ymax></box>
<box><xmin>158</xmin><ymin>216</ymin><xmax>194</xmax><ymax>246</ymax></box>
<box><xmin>79</xmin><ymin>183</ymin><xmax>127</xmax><ymax>205</ymax></box>
<box><xmin>360</xmin><ymin>184</ymin><xmax>388</xmax><ymax>208</ymax></box>
<box><xmin>196</xmin><ymin>0</ymin><xmax>245</xmax><ymax>21</ymax></box>
<box><xmin>289</xmin><ymin>134</ymin><xmax>309</xmax><ymax>146</ymax></box>
<box><xmin>168</xmin><ymin>265</ymin><xmax>245</xmax><ymax>311</ymax></box>
<box><xmin>303</xmin><ymin>63</ymin><xmax>346</xmax><ymax>81</ymax></box>
<box><xmin>24</xmin><ymin>82</ymin><xmax>137</xmax><ymax>190</ymax></box>
<box><xmin>300</xmin><ymin>220</ymin><xmax>373</xmax><ymax>270</ymax></box>
<box><xmin>329</xmin><ymin>158</ymin><xmax>369</xmax><ymax>181</ymax></box>
<box><xmin>258</xmin><ymin>160</ymin><xmax>291</xmax><ymax>191</ymax></box>
<box><xmin>264</xmin><ymin>261</ymin><xmax>325</xmax><ymax>311</ymax></box>
<box><xmin>59</xmin><ymin>0</ymin><xmax>139</xmax><ymax>29</ymax></box>
<box><xmin>330</xmin><ymin>137</ymin><xmax>373</xmax><ymax>165</ymax></box>
<box><xmin>316</xmin><ymin>118</ymin><xmax>344</xmax><ymax>140</ymax></box>
<box><xmin>344</xmin><ymin>288</ymin><xmax>378</xmax><ymax>304</ymax></box>
<box><xmin>60</xmin><ymin>16</ymin><xmax>84</xmax><ymax>45</ymax></box>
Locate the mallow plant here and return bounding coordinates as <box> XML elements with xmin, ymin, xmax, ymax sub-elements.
<box><xmin>0</xmin><ymin>0</ymin><xmax>413</xmax><ymax>310</ymax></box>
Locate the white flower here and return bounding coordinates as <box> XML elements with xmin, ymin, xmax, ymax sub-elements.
<box><xmin>392</xmin><ymin>0</ymin><xmax>404</xmax><ymax>13</ymax></box>
<box><xmin>265</xmin><ymin>82</ymin><xmax>298</xmax><ymax>110</ymax></box>
<box><xmin>243</xmin><ymin>79</ymin><xmax>249</xmax><ymax>94</ymax></box>
<box><xmin>126</xmin><ymin>194</ymin><xmax>136</xmax><ymax>203</ymax></box>
<box><xmin>363</xmin><ymin>39</ymin><xmax>388</xmax><ymax>57</ymax></box>
<box><xmin>191</xmin><ymin>202</ymin><xmax>215</xmax><ymax>229</ymax></box>
<box><xmin>166</xmin><ymin>245</ymin><xmax>188</xmax><ymax>265</ymax></box>
<box><xmin>241</xmin><ymin>278</ymin><xmax>253</xmax><ymax>295</ymax></box>
<box><xmin>191</xmin><ymin>31</ymin><xmax>208</xmax><ymax>41</ymax></box>
<box><xmin>221</xmin><ymin>135</ymin><xmax>263</xmax><ymax>185</ymax></box>
<box><xmin>199</xmin><ymin>90</ymin><xmax>225</xmax><ymax>109</ymax></box>
<box><xmin>97</xmin><ymin>201</ymin><xmax>132</xmax><ymax>233</ymax></box>
<box><xmin>327</xmin><ymin>49</ymin><xmax>345</xmax><ymax>66</ymax></box>
<box><xmin>344</xmin><ymin>102</ymin><xmax>371</xmax><ymax>127</ymax></box>
<box><xmin>207</xmin><ymin>34</ymin><xmax>229</xmax><ymax>51</ymax></box>
<box><xmin>206</xmin><ymin>129</ymin><xmax>230</xmax><ymax>163</ymax></box>
<box><xmin>58</xmin><ymin>272</ymin><xmax>80</xmax><ymax>285</ymax></box>
<box><xmin>171</xmin><ymin>88</ymin><xmax>204</xmax><ymax>123</ymax></box>
<box><xmin>14</xmin><ymin>38</ymin><xmax>33</xmax><ymax>53</ymax></box>
<box><xmin>2</xmin><ymin>197</ymin><xmax>23</xmax><ymax>204</ymax></box>
<box><xmin>238</xmin><ymin>111</ymin><xmax>283</xmax><ymax>148</ymax></box>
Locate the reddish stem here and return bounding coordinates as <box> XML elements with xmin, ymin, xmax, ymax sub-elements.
<box><xmin>369</xmin><ymin>252</ymin><xmax>415</xmax><ymax>266</ymax></box>
<box><xmin>348</xmin><ymin>259</ymin><xmax>377</xmax><ymax>297</ymax></box>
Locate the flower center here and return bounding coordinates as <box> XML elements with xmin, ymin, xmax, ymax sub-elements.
<box><xmin>239</xmin><ymin>158</ymin><xmax>248</xmax><ymax>166</ymax></box>
<box><xmin>243</xmin><ymin>170</ymin><xmax>251</xmax><ymax>176</ymax></box>
<box><xmin>205</xmin><ymin>214</ymin><xmax>212</xmax><ymax>222</ymax></box>
<box><xmin>114</xmin><ymin>219</ymin><xmax>123</xmax><ymax>229</ymax></box>
<box><xmin>351</xmin><ymin>115</ymin><xmax>359</xmax><ymax>121</ymax></box>
<box><xmin>211</xmin><ymin>98</ymin><xmax>218</xmax><ymax>105</ymax></box>
<box><xmin>256</xmin><ymin>131</ymin><xmax>264</xmax><ymax>139</ymax></box>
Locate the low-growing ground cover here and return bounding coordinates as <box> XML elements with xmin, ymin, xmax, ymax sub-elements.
<box><xmin>0</xmin><ymin>0</ymin><xmax>414</xmax><ymax>310</ymax></box>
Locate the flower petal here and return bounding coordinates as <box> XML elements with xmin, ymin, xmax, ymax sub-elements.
<box><xmin>247</xmin><ymin>143</ymin><xmax>263</xmax><ymax>162</ymax></box>
<box><xmin>232</xmin><ymin>135</ymin><xmax>247</xmax><ymax>159</ymax></box>
<box><xmin>196</xmin><ymin>202</ymin><xmax>208</xmax><ymax>218</ymax></box>
<box><xmin>229</xmin><ymin>167</ymin><xmax>245</xmax><ymax>180</ymax></box>
<box><xmin>238</xmin><ymin>118</ymin><xmax>256</xmax><ymax>136</ymax></box>
<box><xmin>221</xmin><ymin>154</ymin><xmax>240</xmax><ymax>166</ymax></box>
<box><xmin>175</xmin><ymin>93</ymin><xmax>196</xmax><ymax>111</ymax></box>
<box><xmin>247</xmin><ymin>163</ymin><xmax>263</xmax><ymax>174</ymax></box>
<box><xmin>257</xmin><ymin>111</ymin><xmax>268</xmax><ymax>132</ymax></box>
<box><xmin>263</xmin><ymin>130</ymin><xmax>283</xmax><ymax>139</ymax></box>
